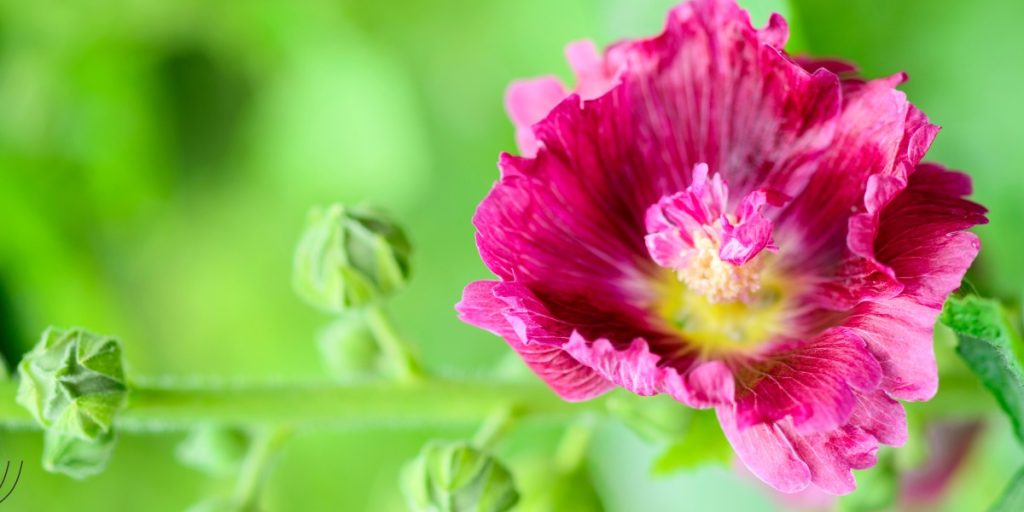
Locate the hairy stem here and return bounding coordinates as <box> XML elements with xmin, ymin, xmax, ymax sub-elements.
<box><xmin>0</xmin><ymin>379</ymin><xmax>604</xmax><ymax>431</ymax></box>
<box><xmin>233</xmin><ymin>426</ymin><xmax>293</xmax><ymax>510</ymax></box>
<box><xmin>554</xmin><ymin>417</ymin><xmax>596</xmax><ymax>473</ymax></box>
<box><xmin>472</xmin><ymin>406</ymin><xmax>522</xmax><ymax>450</ymax></box>
<box><xmin>364</xmin><ymin>305</ymin><xmax>425</xmax><ymax>382</ymax></box>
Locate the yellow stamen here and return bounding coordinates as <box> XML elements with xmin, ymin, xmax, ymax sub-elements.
<box><xmin>678</xmin><ymin>231</ymin><xmax>763</xmax><ymax>304</ymax></box>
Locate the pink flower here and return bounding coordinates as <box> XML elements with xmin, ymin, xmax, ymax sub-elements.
<box><xmin>457</xmin><ymin>0</ymin><xmax>986</xmax><ymax>495</ymax></box>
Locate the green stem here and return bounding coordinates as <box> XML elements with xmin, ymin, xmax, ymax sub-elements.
<box><xmin>364</xmin><ymin>305</ymin><xmax>425</xmax><ymax>382</ymax></box>
<box><xmin>233</xmin><ymin>426</ymin><xmax>293</xmax><ymax>510</ymax></box>
<box><xmin>553</xmin><ymin>417</ymin><xmax>596</xmax><ymax>473</ymax></box>
<box><xmin>472</xmin><ymin>406</ymin><xmax>521</xmax><ymax>450</ymax></box>
<box><xmin>0</xmin><ymin>379</ymin><xmax>605</xmax><ymax>431</ymax></box>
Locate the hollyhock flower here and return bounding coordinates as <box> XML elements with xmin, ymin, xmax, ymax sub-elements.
<box><xmin>457</xmin><ymin>0</ymin><xmax>987</xmax><ymax>495</ymax></box>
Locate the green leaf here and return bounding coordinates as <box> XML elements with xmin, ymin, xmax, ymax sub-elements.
<box><xmin>992</xmin><ymin>466</ymin><xmax>1024</xmax><ymax>512</ymax></box>
<box><xmin>651</xmin><ymin>409</ymin><xmax>732</xmax><ymax>474</ymax></box>
<box><xmin>940</xmin><ymin>294</ymin><xmax>1024</xmax><ymax>443</ymax></box>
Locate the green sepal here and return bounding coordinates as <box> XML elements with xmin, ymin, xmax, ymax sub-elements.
<box><xmin>17</xmin><ymin>327</ymin><xmax>128</xmax><ymax>441</ymax></box>
<box><xmin>42</xmin><ymin>428</ymin><xmax>118</xmax><ymax>479</ymax></box>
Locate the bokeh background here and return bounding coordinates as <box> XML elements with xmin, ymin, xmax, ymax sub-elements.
<box><xmin>1</xmin><ymin>0</ymin><xmax>1021</xmax><ymax>510</ymax></box>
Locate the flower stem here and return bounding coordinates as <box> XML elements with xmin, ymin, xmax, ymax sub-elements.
<box><xmin>0</xmin><ymin>379</ymin><xmax>604</xmax><ymax>431</ymax></box>
<box><xmin>233</xmin><ymin>426</ymin><xmax>293</xmax><ymax>510</ymax></box>
<box><xmin>364</xmin><ymin>305</ymin><xmax>425</xmax><ymax>382</ymax></box>
<box><xmin>553</xmin><ymin>417</ymin><xmax>596</xmax><ymax>473</ymax></box>
<box><xmin>472</xmin><ymin>406</ymin><xmax>522</xmax><ymax>450</ymax></box>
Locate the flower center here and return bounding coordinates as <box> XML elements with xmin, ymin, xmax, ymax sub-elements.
<box><xmin>644</xmin><ymin>163</ymin><xmax>787</xmax><ymax>355</ymax></box>
<box><xmin>678</xmin><ymin>229</ymin><xmax>764</xmax><ymax>304</ymax></box>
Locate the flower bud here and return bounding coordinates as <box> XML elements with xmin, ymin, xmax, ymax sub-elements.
<box><xmin>176</xmin><ymin>425</ymin><xmax>249</xmax><ymax>477</ymax></box>
<box><xmin>293</xmin><ymin>204</ymin><xmax>412</xmax><ymax>312</ymax></box>
<box><xmin>42</xmin><ymin>429</ymin><xmax>117</xmax><ymax>479</ymax></box>
<box><xmin>317</xmin><ymin>314</ymin><xmax>381</xmax><ymax>376</ymax></box>
<box><xmin>17</xmin><ymin>327</ymin><xmax>128</xmax><ymax>440</ymax></box>
<box><xmin>402</xmin><ymin>441</ymin><xmax>519</xmax><ymax>512</ymax></box>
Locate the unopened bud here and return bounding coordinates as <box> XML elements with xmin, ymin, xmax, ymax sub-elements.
<box><xmin>317</xmin><ymin>314</ymin><xmax>380</xmax><ymax>376</ymax></box>
<box><xmin>293</xmin><ymin>204</ymin><xmax>411</xmax><ymax>312</ymax></box>
<box><xmin>17</xmin><ymin>327</ymin><xmax>128</xmax><ymax>440</ymax></box>
<box><xmin>402</xmin><ymin>441</ymin><xmax>519</xmax><ymax>512</ymax></box>
<box><xmin>42</xmin><ymin>429</ymin><xmax>117</xmax><ymax>479</ymax></box>
<box><xmin>176</xmin><ymin>425</ymin><xmax>249</xmax><ymax>477</ymax></box>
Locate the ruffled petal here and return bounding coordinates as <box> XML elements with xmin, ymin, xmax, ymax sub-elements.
<box><xmin>807</xmin><ymin>255</ymin><xmax>904</xmax><ymax>311</ymax></box>
<box><xmin>732</xmin><ymin>328</ymin><xmax>882</xmax><ymax>434</ymax></box>
<box><xmin>846</xmin><ymin>164</ymin><xmax>986</xmax><ymax>400</ymax></box>
<box><xmin>505</xmin><ymin>77</ymin><xmax>567</xmax><ymax>157</ymax></box>
<box><xmin>456</xmin><ymin>281</ymin><xmax>613</xmax><ymax>400</ymax></box>
<box><xmin>874</xmin><ymin>164</ymin><xmax>987</xmax><ymax>307</ymax></box>
<box><xmin>505</xmin><ymin>39</ymin><xmax>624</xmax><ymax>157</ymax></box>
<box><xmin>563</xmin><ymin>333</ymin><xmax>734</xmax><ymax>408</ymax></box>
<box><xmin>476</xmin><ymin>148</ymin><xmax>661</xmax><ymax>340</ymax></box>
<box><xmin>780</xmin><ymin>423</ymin><xmax>877</xmax><ymax>494</ymax></box>
<box><xmin>717</xmin><ymin>406</ymin><xmax>812</xmax><ymax>493</ymax></box>
<box><xmin>845</xmin><ymin>297</ymin><xmax>941</xmax><ymax>401</ymax></box>
<box><xmin>775</xmin><ymin>75</ymin><xmax>936</xmax><ymax>269</ymax></box>
<box><xmin>720</xmin><ymin>389</ymin><xmax>907</xmax><ymax>496</ymax></box>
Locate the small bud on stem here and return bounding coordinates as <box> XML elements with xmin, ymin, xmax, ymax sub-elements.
<box><xmin>293</xmin><ymin>204</ymin><xmax>411</xmax><ymax>312</ymax></box>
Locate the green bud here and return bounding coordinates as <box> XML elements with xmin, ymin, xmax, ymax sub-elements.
<box><xmin>176</xmin><ymin>425</ymin><xmax>249</xmax><ymax>477</ymax></box>
<box><xmin>293</xmin><ymin>204</ymin><xmax>411</xmax><ymax>312</ymax></box>
<box><xmin>42</xmin><ymin>429</ymin><xmax>117</xmax><ymax>479</ymax></box>
<box><xmin>17</xmin><ymin>327</ymin><xmax>128</xmax><ymax>440</ymax></box>
<box><xmin>317</xmin><ymin>314</ymin><xmax>381</xmax><ymax>377</ymax></box>
<box><xmin>606</xmin><ymin>392</ymin><xmax>691</xmax><ymax>442</ymax></box>
<box><xmin>402</xmin><ymin>441</ymin><xmax>519</xmax><ymax>512</ymax></box>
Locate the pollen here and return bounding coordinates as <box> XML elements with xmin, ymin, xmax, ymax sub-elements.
<box><xmin>678</xmin><ymin>231</ymin><xmax>763</xmax><ymax>303</ymax></box>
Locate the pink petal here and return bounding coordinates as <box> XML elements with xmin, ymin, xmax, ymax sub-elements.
<box><xmin>456</xmin><ymin>281</ymin><xmax>613</xmax><ymax>400</ymax></box>
<box><xmin>717</xmin><ymin>406</ymin><xmax>812</xmax><ymax>494</ymax></box>
<box><xmin>563</xmin><ymin>333</ymin><xmax>734</xmax><ymax>408</ymax></box>
<box><xmin>733</xmin><ymin>328</ymin><xmax>882</xmax><ymax>435</ymax></box>
<box><xmin>505</xmin><ymin>77</ymin><xmax>567</xmax><ymax>157</ymax></box>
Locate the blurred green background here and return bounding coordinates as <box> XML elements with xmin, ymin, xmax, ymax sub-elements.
<box><xmin>0</xmin><ymin>0</ymin><xmax>1021</xmax><ymax>510</ymax></box>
